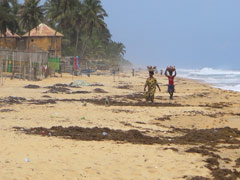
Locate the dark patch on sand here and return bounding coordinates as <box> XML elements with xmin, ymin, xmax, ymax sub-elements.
<box><xmin>94</xmin><ymin>88</ymin><xmax>108</xmax><ymax>93</ymax></box>
<box><xmin>82</xmin><ymin>98</ymin><xmax>184</xmax><ymax>107</ymax></box>
<box><xmin>186</xmin><ymin>147</ymin><xmax>220</xmax><ymax>159</ymax></box>
<box><xmin>187</xmin><ymin>176</ymin><xmax>210</xmax><ymax>180</ymax></box>
<box><xmin>14</xmin><ymin>126</ymin><xmax>167</xmax><ymax>145</ymax></box>
<box><xmin>54</xmin><ymin>83</ymin><xmax>69</xmax><ymax>87</ymax></box>
<box><xmin>155</xmin><ymin>115</ymin><xmax>171</xmax><ymax>121</ymax></box>
<box><xmin>173</xmin><ymin>127</ymin><xmax>240</xmax><ymax>145</ymax></box>
<box><xmin>135</xmin><ymin>121</ymin><xmax>146</xmax><ymax>125</ymax></box>
<box><xmin>44</xmin><ymin>85</ymin><xmax>90</xmax><ymax>94</ymax></box>
<box><xmin>28</xmin><ymin>99</ymin><xmax>57</xmax><ymax>105</ymax></box>
<box><xmin>235</xmin><ymin>158</ymin><xmax>240</xmax><ymax>167</ymax></box>
<box><xmin>222</xmin><ymin>158</ymin><xmax>232</xmax><ymax>164</ymax></box>
<box><xmin>116</xmin><ymin>85</ymin><xmax>133</xmax><ymax>89</ymax></box>
<box><xmin>186</xmin><ymin>146</ymin><xmax>240</xmax><ymax>180</ymax></box>
<box><xmin>90</xmin><ymin>83</ymin><xmax>104</xmax><ymax>87</ymax></box>
<box><xmin>112</xmin><ymin>109</ymin><xmax>134</xmax><ymax>113</ymax></box>
<box><xmin>44</xmin><ymin>86</ymin><xmax>71</xmax><ymax>94</ymax></box>
<box><xmin>163</xmin><ymin>147</ymin><xmax>178</xmax><ymax>152</ymax></box>
<box><xmin>0</xmin><ymin>96</ymin><xmax>26</xmax><ymax>105</ymax></box>
<box><xmin>71</xmin><ymin>91</ymin><xmax>90</xmax><ymax>94</ymax></box>
<box><xmin>42</xmin><ymin>95</ymin><xmax>52</xmax><ymax>98</ymax></box>
<box><xmin>0</xmin><ymin>109</ymin><xmax>15</xmax><ymax>112</ymax></box>
<box><xmin>24</xmin><ymin>84</ymin><xmax>41</xmax><ymax>89</ymax></box>
<box><xmin>200</xmin><ymin>102</ymin><xmax>232</xmax><ymax>109</ymax></box>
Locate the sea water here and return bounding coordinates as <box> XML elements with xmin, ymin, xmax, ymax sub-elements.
<box><xmin>177</xmin><ymin>67</ymin><xmax>240</xmax><ymax>92</ymax></box>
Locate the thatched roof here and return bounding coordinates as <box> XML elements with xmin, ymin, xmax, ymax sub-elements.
<box><xmin>0</xmin><ymin>29</ymin><xmax>20</xmax><ymax>38</ymax></box>
<box><xmin>23</xmin><ymin>23</ymin><xmax>64</xmax><ymax>37</ymax></box>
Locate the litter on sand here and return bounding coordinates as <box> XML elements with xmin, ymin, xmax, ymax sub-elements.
<box><xmin>69</xmin><ymin>80</ymin><xmax>90</xmax><ymax>87</ymax></box>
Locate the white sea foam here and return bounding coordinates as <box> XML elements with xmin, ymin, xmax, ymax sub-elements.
<box><xmin>177</xmin><ymin>67</ymin><xmax>240</xmax><ymax>92</ymax></box>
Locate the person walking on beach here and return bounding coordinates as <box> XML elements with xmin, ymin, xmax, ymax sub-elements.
<box><xmin>165</xmin><ymin>66</ymin><xmax>177</xmax><ymax>99</ymax></box>
<box><xmin>144</xmin><ymin>66</ymin><xmax>161</xmax><ymax>103</ymax></box>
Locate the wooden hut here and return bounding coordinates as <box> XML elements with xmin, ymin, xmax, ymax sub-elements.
<box><xmin>22</xmin><ymin>23</ymin><xmax>64</xmax><ymax>57</ymax></box>
<box><xmin>0</xmin><ymin>29</ymin><xmax>20</xmax><ymax>50</ymax></box>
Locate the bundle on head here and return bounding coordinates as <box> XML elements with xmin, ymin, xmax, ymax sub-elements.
<box><xmin>147</xmin><ymin>66</ymin><xmax>157</xmax><ymax>73</ymax></box>
<box><xmin>166</xmin><ymin>66</ymin><xmax>175</xmax><ymax>73</ymax></box>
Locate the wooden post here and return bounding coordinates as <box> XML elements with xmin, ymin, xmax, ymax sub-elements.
<box><xmin>19</xmin><ymin>52</ymin><xmax>22</xmax><ymax>79</ymax></box>
<box><xmin>29</xmin><ymin>53</ymin><xmax>32</xmax><ymax>81</ymax></box>
<box><xmin>1</xmin><ymin>60</ymin><xmax>3</xmax><ymax>86</ymax></box>
<box><xmin>23</xmin><ymin>62</ymin><xmax>26</xmax><ymax>80</ymax></box>
<box><xmin>11</xmin><ymin>51</ymin><xmax>14</xmax><ymax>79</ymax></box>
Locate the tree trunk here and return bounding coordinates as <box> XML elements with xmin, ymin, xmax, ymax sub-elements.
<box><xmin>75</xmin><ymin>29</ymin><xmax>79</xmax><ymax>55</ymax></box>
<box><xmin>54</xmin><ymin>31</ymin><xmax>57</xmax><ymax>57</ymax></box>
<box><xmin>28</xmin><ymin>31</ymin><xmax>30</xmax><ymax>51</ymax></box>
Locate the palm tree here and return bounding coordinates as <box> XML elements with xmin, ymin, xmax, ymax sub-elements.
<box><xmin>68</xmin><ymin>1</ymin><xmax>84</xmax><ymax>55</ymax></box>
<box><xmin>79</xmin><ymin>0</ymin><xmax>108</xmax><ymax>58</ymax></box>
<box><xmin>0</xmin><ymin>0</ymin><xmax>18</xmax><ymax>36</ymax></box>
<box><xmin>82</xmin><ymin>0</ymin><xmax>108</xmax><ymax>37</ymax></box>
<box><xmin>44</xmin><ymin>0</ymin><xmax>79</xmax><ymax>56</ymax></box>
<box><xmin>20</xmin><ymin>0</ymin><xmax>44</xmax><ymax>50</ymax></box>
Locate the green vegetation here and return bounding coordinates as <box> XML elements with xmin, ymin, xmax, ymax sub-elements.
<box><xmin>0</xmin><ymin>0</ymin><xmax>132</xmax><ymax>68</ymax></box>
<box><xmin>0</xmin><ymin>0</ymin><xmax>19</xmax><ymax>36</ymax></box>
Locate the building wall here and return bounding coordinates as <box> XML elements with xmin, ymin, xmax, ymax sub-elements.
<box><xmin>0</xmin><ymin>38</ymin><xmax>17</xmax><ymax>49</ymax></box>
<box><xmin>22</xmin><ymin>37</ymin><xmax>62</xmax><ymax>57</ymax></box>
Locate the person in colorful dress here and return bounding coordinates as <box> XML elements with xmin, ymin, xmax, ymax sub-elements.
<box><xmin>165</xmin><ymin>66</ymin><xmax>177</xmax><ymax>99</ymax></box>
<box><xmin>144</xmin><ymin>66</ymin><xmax>161</xmax><ymax>103</ymax></box>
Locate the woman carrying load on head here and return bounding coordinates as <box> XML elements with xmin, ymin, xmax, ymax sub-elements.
<box><xmin>165</xmin><ymin>66</ymin><xmax>177</xmax><ymax>99</ymax></box>
<box><xmin>144</xmin><ymin>66</ymin><xmax>161</xmax><ymax>103</ymax></box>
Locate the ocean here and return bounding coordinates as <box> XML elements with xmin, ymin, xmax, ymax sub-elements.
<box><xmin>177</xmin><ymin>68</ymin><xmax>240</xmax><ymax>92</ymax></box>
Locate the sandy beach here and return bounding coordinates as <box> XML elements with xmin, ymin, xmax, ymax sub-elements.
<box><xmin>0</xmin><ymin>71</ymin><xmax>240</xmax><ymax>180</ymax></box>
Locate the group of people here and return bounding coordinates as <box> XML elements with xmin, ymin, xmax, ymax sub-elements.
<box><xmin>144</xmin><ymin>66</ymin><xmax>177</xmax><ymax>103</ymax></box>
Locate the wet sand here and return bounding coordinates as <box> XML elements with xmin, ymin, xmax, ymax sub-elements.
<box><xmin>0</xmin><ymin>72</ymin><xmax>240</xmax><ymax>180</ymax></box>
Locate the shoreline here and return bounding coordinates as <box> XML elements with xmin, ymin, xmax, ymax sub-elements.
<box><xmin>176</xmin><ymin>75</ymin><xmax>240</xmax><ymax>93</ymax></box>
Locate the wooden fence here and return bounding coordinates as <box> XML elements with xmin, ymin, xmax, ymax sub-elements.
<box><xmin>0</xmin><ymin>49</ymin><xmax>48</xmax><ymax>84</ymax></box>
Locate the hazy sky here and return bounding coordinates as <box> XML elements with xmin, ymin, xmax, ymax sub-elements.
<box><xmin>20</xmin><ymin>0</ymin><xmax>240</xmax><ymax>69</ymax></box>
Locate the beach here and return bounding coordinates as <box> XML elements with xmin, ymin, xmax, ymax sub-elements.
<box><xmin>0</xmin><ymin>72</ymin><xmax>240</xmax><ymax>180</ymax></box>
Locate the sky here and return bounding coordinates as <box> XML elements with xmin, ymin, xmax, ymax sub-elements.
<box><xmin>20</xmin><ymin>0</ymin><xmax>240</xmax><ymax>69</ymax></box>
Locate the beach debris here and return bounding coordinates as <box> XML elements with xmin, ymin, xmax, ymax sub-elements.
<box><xmin>42</xmin><ymin>95</ymin><xmax>52</xmax><ymax>98</ymax></box>
<box><xmin>235</xmin><ymin>158</ymin><xmax>240</xmax><ymax>167</ymax></box>
<box><xmin>40</xmin><ymin>131</ymin><xmax>46</xmax><ymax>135</ymax></box>
<box><xmin>0</xmin><ymin>96</ymin><xmax>26</xmax><ymax>105</ymax></box>
<box><xmin>94</xmin><ymin>88</ymin><xmax>108</xmax><ymax>93</ymax></box>
<box><xmin>45</xmin><ymin>86</ymin><xmax>71</xmax><ymax>94</ymax></box>
<box><xmin>81</xmin><ymin>117</ymin><xmax>86</xmax><ymax>120</ymax></box>
<box><xmin>14</xmin><ymin>126</ymin><xmax>165</xmax><ymax>145</ymax></box>
<box><xmin>54</xmin><ymin>83</ymin><xmax>69</xmax><ymax>87</ymax></box>
<box><xmin>105</xmin><ymin>97</ymin><xmax>110</xmax><ymax>107</ymax></box>
<box><xmin>0</xmin><ymin>109</ymin><xmax>15</xmax><ymax>112</ymax></box>
<box><xmin>102</xmin><ymin>132</ymin><xmax>108</xmax><ymax>136</ymax></box>
<box><xmin>71</xmin><ymin>91</ymin><xmax>90</xmax><ymax>94</ymax></box>
<box><xmin>50</xmin><ymin>112</ymin><xmax>60</xmax><ymax>118</ymax></box>
<box><xmin>24</xmin><ymin>84</ymin><xmax>40</xmax><ymax>89</ymax></box>
<box><xmin>116</xmin><ymin>85</ymin><xmax>133</xmax><ymax>89</ymax></box>
<box><xmin>28</xmin><ymin>99</ymin><xmax>56</xmax><ymax>105</ymax></box>
<box><xmin>25</xmin><ymin>158</ymin><xmax>30</xmax><ymax>162</ymax></box>
<box><xmin>90</xmin><ymin>83</ymin><xmax>104</xmax><ymax>87</ymax></box>
<box><xmin>69</xmin><ymin>80</ymin><xmax>90</xmax><ymax>87</ymax></box>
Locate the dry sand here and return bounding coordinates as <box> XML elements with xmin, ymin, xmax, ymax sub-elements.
<box><xmin>0</xmin><ymin>72</ymin><xmax>240</xmax><ymax>180</ymax></box>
